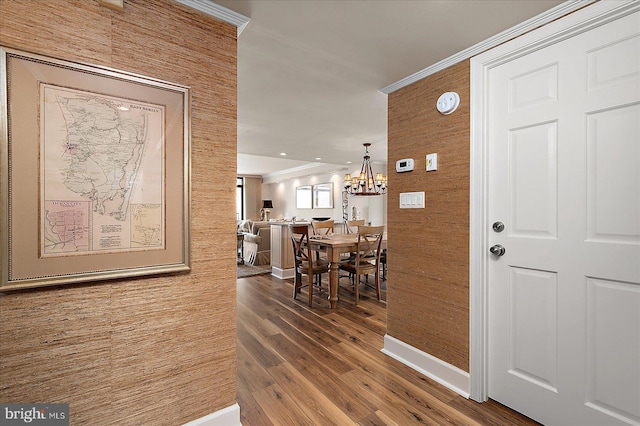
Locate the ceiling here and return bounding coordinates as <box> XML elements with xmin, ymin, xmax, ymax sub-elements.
<box><xmin>215</xmin><ymin>0</ymin><xmax>566</xmax><ymax>178</ymax></box>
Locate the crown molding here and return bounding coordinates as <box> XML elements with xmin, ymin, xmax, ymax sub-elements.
<box><xmin>174</xmin><ymin>0</ymin><xmax>250</xmax><ymax>36</ymax></box>
<box><xmin>380</xmin><ymin>0</ymin><xmax>594</xmax><ymax>94</ymax></box>
<box><xmin>262</xmin><ymin>162</ymin><xmax>326</xmax><ymax>183</ymax></box>
<box><xmin>261</xmin><ymin>162</ymin><xmax>350</xmax><ymax>184</ymax></box>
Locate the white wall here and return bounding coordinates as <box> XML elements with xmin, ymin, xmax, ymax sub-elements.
<box><xmin>263</xmin><ymin>171</ymin><xmax>387</xmax><ymax>227</ymax></box>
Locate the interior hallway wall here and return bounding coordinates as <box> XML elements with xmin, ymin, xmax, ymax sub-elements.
<box><xmin>387</xmin><ymin>60</ymin><xmax>471</xmax><ymax>371</ymax></box>
<box><xmin>0</xmin><ymin>0</ymin><xmax>238</xmax><ymax>424</ymax></box>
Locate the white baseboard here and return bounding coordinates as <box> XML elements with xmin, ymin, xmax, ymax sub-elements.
<box><xmin>382</xmin><ymin>334</ymin><xmax>470</xmax><ymax>398</ymax></box>
<box><xmin>183</xmin><ymin>403</ymin><xmax>241</xmax><ymax>426</ymax></box>
<box><xmin>271</xmin><ymin>266</ymin><xmax>294</xmax><ymax>280</ymax></box>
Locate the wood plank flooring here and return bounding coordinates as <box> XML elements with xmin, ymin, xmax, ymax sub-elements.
<box><xmin>236</xmin><ymin>273</ymin><xmax>539</xmax><ymax>425</ymax></box>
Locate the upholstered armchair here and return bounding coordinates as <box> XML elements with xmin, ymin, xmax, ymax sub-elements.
<box><xmin>238</xmin><ymin>220</ymin><xmax>271</xmax><ymax>266</ymax></box>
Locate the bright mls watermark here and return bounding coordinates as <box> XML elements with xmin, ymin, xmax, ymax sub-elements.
<box><xmin>1</xmin><ymin>404</ymin><xmax>68</xmax><ymax>425</ymax></box>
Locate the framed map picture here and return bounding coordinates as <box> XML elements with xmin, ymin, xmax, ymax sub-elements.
<box><xmin>0</xmin><ymin>46</ymin><xmax>191</xmax><ymax>290</ymax></box>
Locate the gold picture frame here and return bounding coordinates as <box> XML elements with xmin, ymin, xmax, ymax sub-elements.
<box><xmin>0</xmin><ymin>46</ymin><xmax>191</xmax><ymax>290</ymax></box>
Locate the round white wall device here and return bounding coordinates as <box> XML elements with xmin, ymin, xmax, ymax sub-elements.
<box><xmin>436</xmin><ymin>91</ymin><xmax>460</xmax><ymax>115</ymax></box>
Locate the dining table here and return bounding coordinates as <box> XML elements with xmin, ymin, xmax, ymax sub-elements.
<box><xmin>309</xmin><ymin>232</ymin><xmax>386</xmax><ymax>309</ymax></box>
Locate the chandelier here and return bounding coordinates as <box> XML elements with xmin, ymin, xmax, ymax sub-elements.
<box><xmin>343</xmin><ymin>143</ymin><xmax>388</xmax><ymax>196</ymax></box>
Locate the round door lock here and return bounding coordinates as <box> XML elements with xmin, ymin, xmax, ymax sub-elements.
<box><xmin>492</xmin><ymin>221</ymin><xmax>505</xmax><ymax>233</ymax></box>
<box><xmin>489</xmin><ymin>244</ymin><xmax>506</xmax><ymax>257</ymax></box>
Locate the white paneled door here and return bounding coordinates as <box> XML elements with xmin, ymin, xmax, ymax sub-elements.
<box><xmin>487</xmin><ymin>10</ymin><xmax>640</xmax><ymax>426</ymax></box>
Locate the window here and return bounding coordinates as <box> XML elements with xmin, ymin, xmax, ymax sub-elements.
<box><xmin>236</xmin><ymin>177</ymin><xmax>244</xmax><ymax>221</ymax></box>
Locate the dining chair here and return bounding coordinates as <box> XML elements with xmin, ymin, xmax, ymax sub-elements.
<box><xmin>380</xmin><ymin>248</ymin><xmax>387</xmax><ymax>281</ymax></box>
<box><xmin>342</xmin><ymin>219</ymin><xmax>366</xmax><ymax>264</ymax></box>
<box><xmin>311</xmin><ymin>219</ymin><xmax>334</xmax><ymax>266</ymax></box>
<box><xmin>345</xmin><ymin>219</ymin><xmax>365</xmax><ymax>234</ymax></box>
<box><xmin>339</xmin><ymin>225</ymin><xmax>385</xmax><ymax>305</ymax></box>
<box><xmin>311</xmin><ymin>219</ymin><xmax>334</xmax><ymax>236</ymax></box>
<box><xmin>289</xmin><ymin>224</ymin><xmax>330</xmax><ymax>307</ymax></box>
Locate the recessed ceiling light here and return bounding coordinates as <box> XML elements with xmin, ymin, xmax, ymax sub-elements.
<box><xmin>346</xmin><ymin>161</ymin><xmax>352</xmax><ymax>164</ymax></box>
<box><xmin>280</xmin><ymin>152</ymin><xmax>287</xmax><ymax>156</ymax></box>
<box><xmin>315</xmin><ymin>157</ymin><xmax>322</xmax><ymax>161</ymax></box>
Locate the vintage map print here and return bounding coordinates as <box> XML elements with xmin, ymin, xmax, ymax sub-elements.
<box><xmin>40</xmin><ymin>84</ymin><xmax>165</xmax><ymax>257</ymax></box>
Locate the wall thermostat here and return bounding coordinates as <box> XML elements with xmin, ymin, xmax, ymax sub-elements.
<box><xmin>396</xmin><ymin>158</ymin><xmax>414</xmax><ymax>173</ymax></box>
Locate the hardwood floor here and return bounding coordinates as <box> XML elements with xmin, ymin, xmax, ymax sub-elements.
<box><xmin>236</xmin><ymin>273</ymin><xmax>539</xmax><ymax>425</ymax></box>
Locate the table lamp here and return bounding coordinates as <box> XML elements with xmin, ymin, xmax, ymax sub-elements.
<box><xmin>261</xmin><ymin>199</ymin><xmax>273</xmax><ymax>221</ymax></box>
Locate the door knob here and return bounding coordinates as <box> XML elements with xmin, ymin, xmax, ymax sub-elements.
<box><xmin>489</xmin><ymin>244</ymin><xmax>506</xmax><ymax>256</ymax></box>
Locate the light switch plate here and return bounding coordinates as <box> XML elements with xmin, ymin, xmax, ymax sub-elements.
<box><xmin>399</xmin><ymin>192</ymin><xmax>425</xmax><ymax>209</ymax></box>
<box><xmin>426</xmin><ymin>153</ymin><xmax>438</xmax><ymax>171</ymax></box>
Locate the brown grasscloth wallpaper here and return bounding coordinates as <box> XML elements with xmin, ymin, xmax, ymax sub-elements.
<box><xmin>0</xmin><ymin>0</ymin><xmax>238</xmax><ymax>424</ymax></box>
<box><xmin>387</xmin><ymin>60</ymin><xmax>471</xmax><ymax>372</ymax></box>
